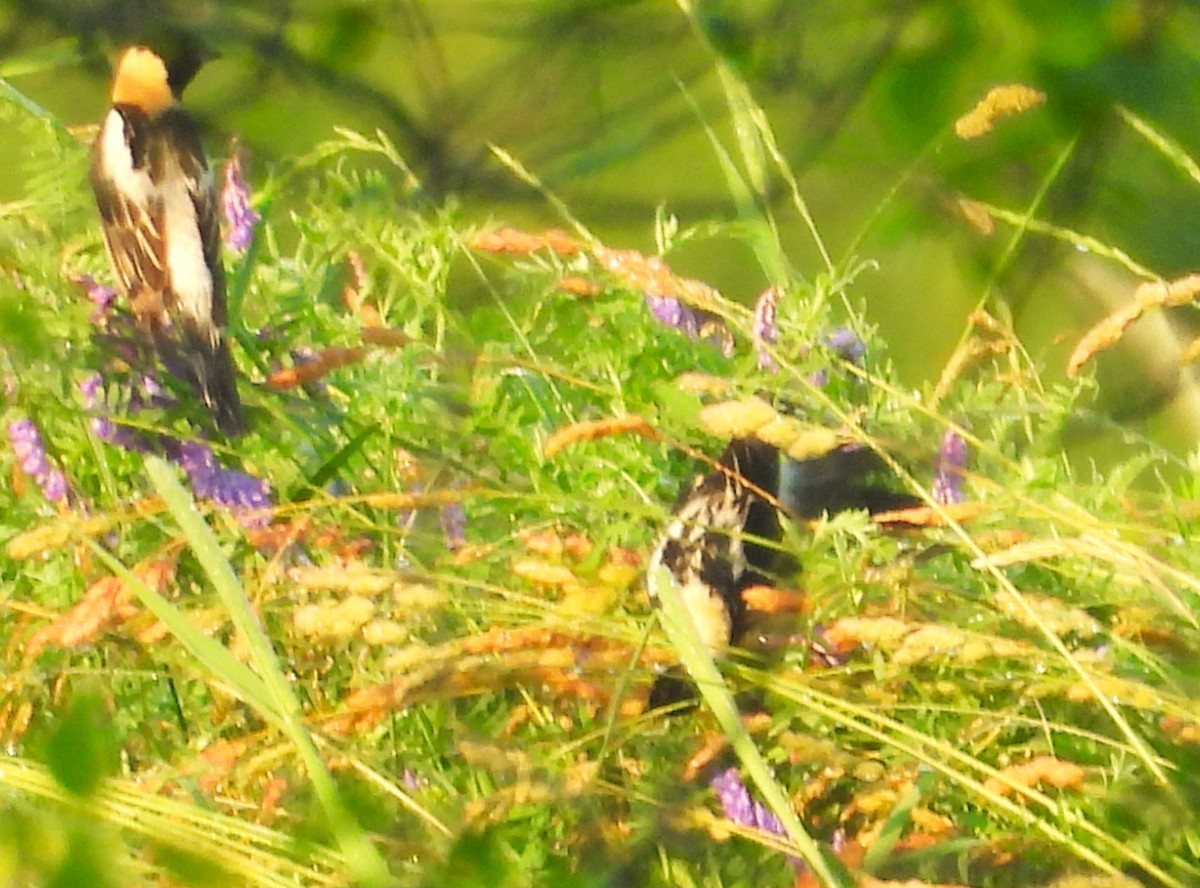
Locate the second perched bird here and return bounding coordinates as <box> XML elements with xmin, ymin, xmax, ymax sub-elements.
<box><xmin>648</xmin><ymin>438</ymin><xmax>782</xmax><ymax>656</ymax></box>
<box><xmin>646</xmin><ymin>437</ymin><xmax>782</xmax><ymax>709</ymax></box>
<box><xmin>90</xmin><ymin>42</ymin><xmax>246</xmax><ymax>436</ymax></box>
<box><xmin>646</xmin><ymin>434</ymin><xmax>924</xmax><ymax>708</ymax></box>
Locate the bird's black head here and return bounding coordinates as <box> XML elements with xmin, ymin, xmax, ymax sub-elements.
<box><xmin>139</xmin><ymin>29</ymin><xmax>218</xmax><ymax>96</ymax></box>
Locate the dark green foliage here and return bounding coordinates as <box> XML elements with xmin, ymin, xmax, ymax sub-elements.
<box><xmin>43</xmin><ymin>692</ymin><xmax>119</xmax><ymax>798</ymax></box>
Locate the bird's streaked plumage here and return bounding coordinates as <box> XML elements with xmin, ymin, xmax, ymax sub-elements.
<box><xmin>90</xmin><ymin>44</ymin><xmax>245</xmax><ymax>436</ymax></box>
<box><xmin>646</xmin><ymin>434</ymin><xmax>923</xmax><ymax>709</ymax></box>
<box><xmin>646</xmin><ymin>438</ymin><xmax>781</xmax><ymax>709</ymax></box>
<box><xmin>648</xmin><ymin>438</ymin><xmax>782</xmax><ymax>655</ymax></box>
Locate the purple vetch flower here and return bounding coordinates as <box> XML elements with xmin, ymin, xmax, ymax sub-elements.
<box><xmin>119</xmin><ymin>373</ymin><xmax>177</xmax><ymax>417</ymax></box>
<box><xmin>140</xmin><ymin>374</ymin><xmax>164</xmax><ymax>399</ymax></box>
<box><xmin>74</xmin><ymin>274</ymin><xmax>118</xmax><ymax>324</ymax></box>
<box><xmin>645</xmin><ymin>293</ymin><xmax>703</xmax><ymax>338</ymax></box>
<box><xmin>710</xmin><ymin>767</ymin><xmax>802</xmax><ymax>871</ymax></box>
<box><xmin>643</xmin><ymin>293</ymin><xmax>733</xmax><ymax>356</ymax></box>
<box><xmin>932</xmin><ymin>429</ymin><xmax>968</xmax><ymax>505</ymax></box>
<box><xmin>221</xmin><ymin>148</ymin><xmax>260</xmax><ymax>254</ymax></box>
<box><xmin>80</xmin><ymin>373</ymin><xmax>114</xmax><ymax>440</ymax></box>
<box><xmin>809</xmin><ymin>326</ymin><xmax>867</xmax><ymax>388</ymax></box>
<box><xmin>79</xmin><ymin>373</ymin><xmax>103</xmax><ymax>408</ymax></box>
<box><xmin>42</xmin><ymin>469</ymin><xmax>68</xmax><ymax>503</ymax></box>
<box><xmin>92</xmin><ymin>318</ymin><xmax>146</xmax><ymax>367</ymax></box>
<box><xmin>89</xmin><ymin>414</ymin><xmax>116</xmax><ymax>442</ymax></box>
<box><xmin>80</xmin><ymin>370</ymin><xmax>273</xmax><ymax>520</ymax></box>
<box><xmin>174</xmin><ymin>440</ymin><xmax>272</xmax><ymax>521</ymax></box>
<box><xmin>711</xmin><ymin>767</ymin><xmax>786</xmax><ymax>834</ymax></box>
<box><xmin>824</xmin><ymin>326</ymin><xmax>866</xmax><ymax>365</ymax></box>
<box><xmin>753</xmin><ymin>287</ymin><xmax>779</xmax><ymax>372</ymax></box>
<box><xmin>402</xmin><ymin>768</ymin><xmax>428</xmax><ymax>791</ymax></box>
<box><xmin>8</xmin><ymin>418</ymin><xmax>70</xmax><ymax>503</ymax></box>
<box><xmin>80</xmin><ymin>374</ymin><xmax>153</xmax><ymax>453</ymax></box>
<box><xmin>440</xmin><ymin>500</ymin><xmax>466</xmax><ymax>551</ymax></box>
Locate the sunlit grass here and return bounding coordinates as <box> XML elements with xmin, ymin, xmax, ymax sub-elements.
<box><xmin>1</xmin><ymin>19</ymin><xmax>1199</xmax><ymax>888</ymax></box>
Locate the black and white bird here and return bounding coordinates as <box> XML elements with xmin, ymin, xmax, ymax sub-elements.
<box><xmin>648</xmin><ymin>437</ymin><xmax>783</xmax><ymax>657</ymax></box>
<box><xmin>90</xmin><ymin>41</ymin><xmax>246</xmax><ymax>436</ymax></box>
<box><xmin>646</xmin><ymin>435</ymin><xmax>922</xmax><ymax>708</ymax></box>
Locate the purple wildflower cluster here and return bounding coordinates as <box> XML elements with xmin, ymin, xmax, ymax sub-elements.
<box><xmin>810</xmin><ymin>326</ymin><xmax>867</xmax><ymax>387</ymax></box>
<box><xmin>645</xmin><ymin>293</ymin><xmax>702</xmax><ymax>336</ymax></box>
<box><xmin>221</xmin><ymin>149</ymin><xmax>260</xmax><ymax>254</ymax></box>
<box><xmin>711</xmin><ymin>767</ymin><xmax>787</xmax><ymax>834</ymax></box>
<box><xmin>80</xmin><ymin>373</ymin><xmax>150</xmax><ymax>452</ymax></box>
<box><xmin>8</xmin><ymin>418</ymin><xmax>69</xmax><ymax>503</ymax></box>
<box><xmin>752</xmin><ymin>288</ymin><xmax>779</xmax><ymax>371</ymax></box>
<box><xmin>440</xmin><ymin>501</ymin><xmax>466</xmax><ymax>551</ymax></box>
<box><xmin>645</xmin><ymin>279</ymin><xmax>869</xmax><ymax>380</ymax></box>
<box><xmin>747</xmin><ymin>285</ymin><xmax>869</xmax><ymax>381</ymax></box>
<box><xmin>825</xmin><ymin>326</ymin><xmax>866</xmax><ymax>365</ymax></box>
<box><xmin>594</xmin><ymin>246</ymin><xmax>732</xmax><ymax>355</ymax></box>
<box><xmin>710</xmin><ymin>767</ymin><xmax>802</xmax><ymax>871</ymax></box>
<box><xmin>75</xmin><ymin>275</ymin><xmax>164</xmax><ymax>382</ymax></box>
<box><xmin>173</xmin><ymin>441</ymin><xmax>271</xmax><ymax>516</ymax></box>
<box><xmin>81</xmin><ymin>374</ymin><xmax>272</xmax><ymax>520</ymax></box>
<box><xmin>402</xmin><ymin>768</ymin><xmax>428</xmax><ymax>791</ymax></box>
<box><xmin>75</xmin><ymin>274</ymin><xmax>117</xmax><ymax>324</ymax></box>
<box><xmin>644</xmin><ymin>294</ymin><xmax>734</xmax><ymax>356</ymax></box>
<box><xmin>932</xmin><ymin>429</ymin><xmax>968</xmax><ymax>505</ymax></box>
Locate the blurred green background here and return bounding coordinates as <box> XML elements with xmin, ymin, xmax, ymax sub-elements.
<box><xmin>3</xmin><ymin>0</ymin><xmax>1200</xmax><ymax>456</ymax></box>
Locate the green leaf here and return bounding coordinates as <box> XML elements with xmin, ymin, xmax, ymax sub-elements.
<box><xmin>44</xmin><ymin>692</ymin><xmax>117</xmax><ymax>798</ymax></box>
<box><xmin>861</xmin><ymin>767</ymin><xmax>936</xmax><ymax>873</ymax></box>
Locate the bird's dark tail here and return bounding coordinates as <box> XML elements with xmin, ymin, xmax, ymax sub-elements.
<box><xmin>778</xmin><ymin>444</ymin><xmax>922</xmax><ymax>518</ymax></box>
<box><xmin>180</xmin><ymin>324</ymin><xmax>246</xmax><ymax>437</ymax></box>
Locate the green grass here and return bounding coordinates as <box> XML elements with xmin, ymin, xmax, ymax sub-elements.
<box><xmin>1</xmin><ymin>24</ymin><xmax>1199</xmax><ymax>888</ymax></box>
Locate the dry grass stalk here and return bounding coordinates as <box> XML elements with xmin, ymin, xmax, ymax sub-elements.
<box><xmin>542</xmin><ymin>414</ymin><xmax>658</xmax><ymax>457</ymax></box>
<box><xmin>470</xmin><ymin>227</ymin><xmax>581</xmax><ymax>255</ymax></box>
<box><xmin>1067</xmin><ymin>273</ymin><xmax>1200</xmax><ymax>377</ymax></box>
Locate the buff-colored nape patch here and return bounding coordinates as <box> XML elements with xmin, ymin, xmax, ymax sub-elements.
<box><xmin>111</xmin><ymin>46</ymin><xmax>174</xmax><ymax>117</ymax></box>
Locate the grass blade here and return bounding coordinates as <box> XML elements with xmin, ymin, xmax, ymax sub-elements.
<box><xmin>144</xmin><ymin>456</ymin><xmax>393</xmax><ymax>887</ymax></box>
<box><xmin>649</xmin><ymin>565</ymin><xmax>852</xmax><ymax>888</ymax></box>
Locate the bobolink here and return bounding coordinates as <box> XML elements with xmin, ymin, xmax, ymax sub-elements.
<box><xmin>90</xmin><ymin>42</ymin><xmax>246</xmax><ymax>436</ymax></box>
<box><xmin>646</xmin><ymin>437</ymin><xmax>781</xmax><ymax>709</ymax></box>
<box><xmin>648</xmin><ymin>437</ymin><xmax>782</xmax><ymax>656</ymax></box>
<box><xmin>646</xmin><ymin>435</ymin><xmax>922</xmax><ymax>709</ymax></box>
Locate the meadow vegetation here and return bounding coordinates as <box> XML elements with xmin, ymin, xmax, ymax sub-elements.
<box><xmin>1</xmin><ymin>14</ymin><xmax>1198</xmax><ymax>888</ymax></box>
